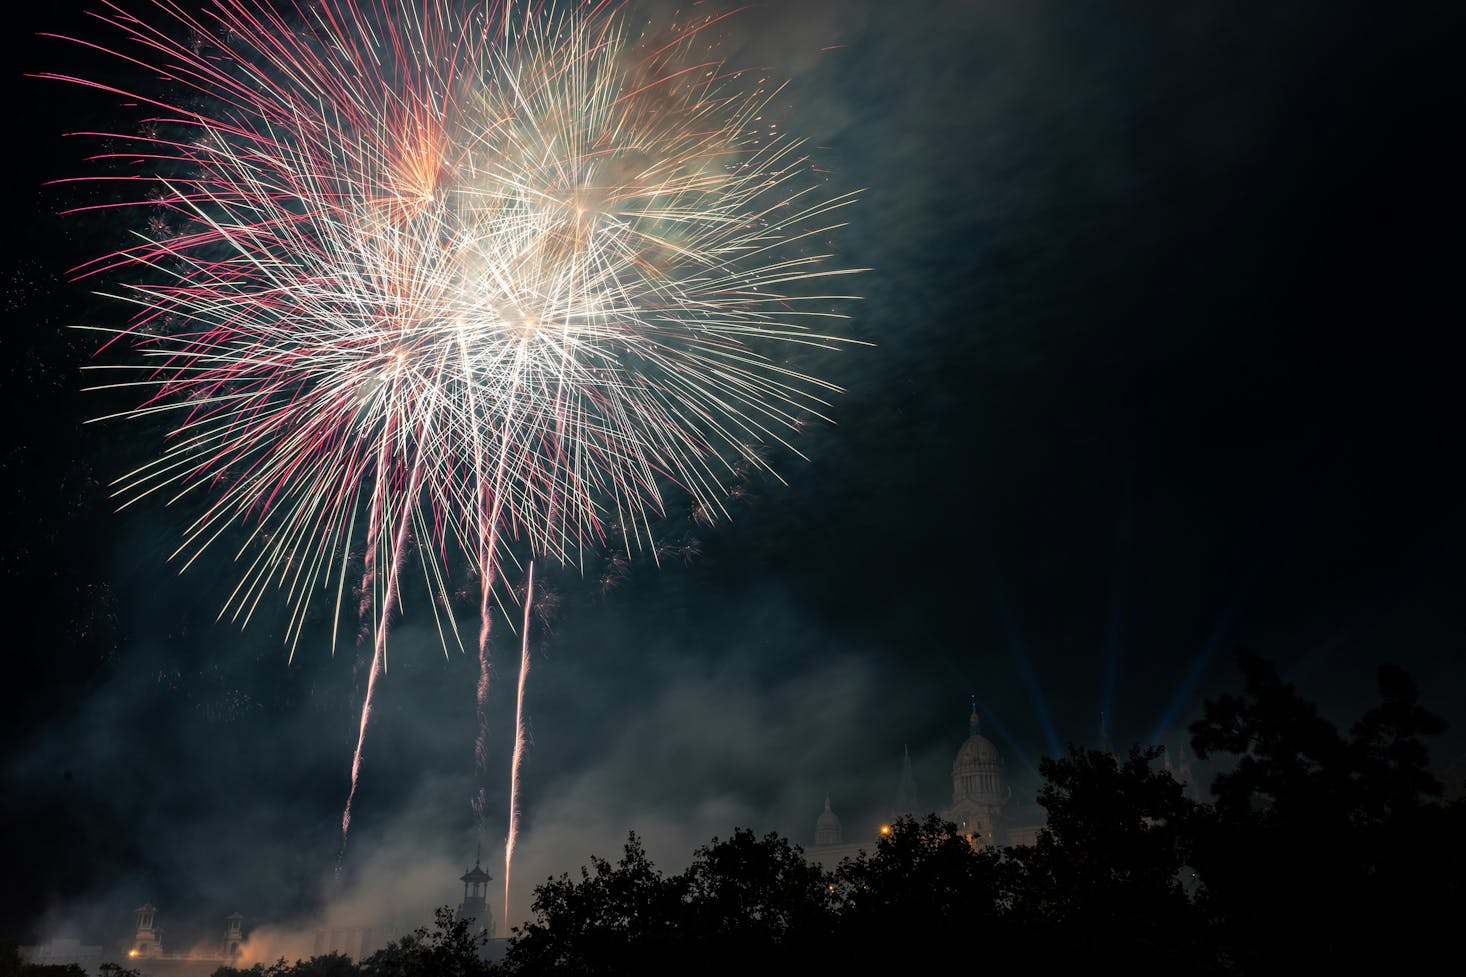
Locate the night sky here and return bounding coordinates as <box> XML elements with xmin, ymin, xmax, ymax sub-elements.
<box><xmin>4</xmin><ymin>0</ymin><xmax>1464</xmax><ymax>957</ymax></box>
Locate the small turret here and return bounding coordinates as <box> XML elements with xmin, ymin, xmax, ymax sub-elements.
<box><xmin>225</xmin><ymin>913</ymin><xmax>244</xmax><ymax>957</ymax></box>
<box><xmin>131</xmin><ymin>903</ymin><xmax>162</xmax><ymax>959</ymax></box>
<box><xmin>458</xmin><ymin>848</ymin><xmax>493</xmax><ymax>934</ymax></box>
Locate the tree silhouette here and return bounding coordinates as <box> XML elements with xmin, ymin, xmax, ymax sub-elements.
<box><xmin>217</xmin><ymin>954</ymin><xmax>359</xmax><ymax>977</ymax></box>
<box><xmin>1007</xmin><ymin>746</ymin><xmax>1215</xmax><ymax>974</ymax></box>
<box><xmin>1188</xmin><ymin>650</ymin><xmax>1460</xmax><ymax>971</ymax></box>
<box><xmin>679</xmin><ymin>828</ymin><xmax>834</xmax><ymax>961</ymax></box>
<box><xmin>502</xmin><ymin>828</ymin><xmax>839</xmax><ymax>974</ymax></box>
<box><xmin>360</xmin><ymin>909</ymin><xmax>493</xmax><ymax>977</ymax></box>
<box><xmin>832</xmin><ymin>814</ymin><xmax>1006</xmax><ymax>943</ymax></box>
<box><xmin>209</xmin><ymin>913</ymin><xmax>493</xmax><ymax>977</ymax></box>
<box><xmin>503</xmin><ymin>832</ymin><xmax>685</xmax><ymax>976</ymax></box>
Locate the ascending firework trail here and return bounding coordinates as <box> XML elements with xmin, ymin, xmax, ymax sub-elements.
<box><xmin>45</xmin><ymin>0</ymin><xmax>862</xmax><ymax>901</ymax></box>
<box><xmin>505</xmin><ymin>559</ymin><xmax>535</xmax><ymax>932</ymax></box>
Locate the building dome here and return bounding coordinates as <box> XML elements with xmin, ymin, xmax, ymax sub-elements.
<box><xmin>951</xmin><ymin>704</ymin><xmax>1006</xmax><ymax>806</ymax></box>
<box><xmin>815</xmin><ymin>796</ymin><xmax>843</xmax><ymax>846</ymax></box>
<box><xmin>954</xmin><ymin>732</ymin><xmax>1002</xmax><ymax>768</ymax></box>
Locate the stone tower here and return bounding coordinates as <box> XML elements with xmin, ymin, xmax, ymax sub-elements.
<box><xmin>131</xmin><ymin>903</ymin><xmax>162</xmax><ymax>959</ymax></box>
<box><xmin>224</xmin><ymin>913</ymin><xmax>244</xmax><ymax>957</ymax></box>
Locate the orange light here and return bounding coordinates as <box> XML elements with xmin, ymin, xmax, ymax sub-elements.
<box><xmin>879</xmin><ymin>824</ymin><xmax>891</xmax><ymax>836</ymax></box>
<box><xmin>129</xmin><ymin>950</ymin><xmax>139</xmax><ymax>958</ymax></box>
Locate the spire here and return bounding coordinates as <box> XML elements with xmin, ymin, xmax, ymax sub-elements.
<box><xmin>1098</xmin><ymin>710</ymin><xmax>1115</xmax><ymax>756</ymax></box>
<box><xmin>969</xmin><ymin>696</ymin><xmax>980</xmax><ymax>736</ymax></box>
<box><xmin>815</xmin><ymin>794</ymin><xmax>843</xmax><ymax>846</ymax></box>
<box><xmin>894</xmin><ymin>744</ymin><xmax>919</xmax><ymax>816</ymax></box>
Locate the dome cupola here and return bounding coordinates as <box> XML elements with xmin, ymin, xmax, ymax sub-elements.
<box><xmin>951</xmin><ymin>702</ymin><xmax>1006</xmax><ymax>806</ymax></box>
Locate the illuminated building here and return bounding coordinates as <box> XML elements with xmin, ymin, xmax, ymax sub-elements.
<box><xmin>808</xmin><ymin>703</ymin><xmax>1046</xmax><ymax>868</ymax></box>
<box><xmin>87</xmin><ymin>904</ymin><xmax>249</xmax><ymax>977</ymax></box>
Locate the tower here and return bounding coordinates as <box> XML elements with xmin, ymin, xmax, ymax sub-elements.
<box><xmin>224</xmin><ymin>913</ymin><xmax>244</xmax><ymax>957</ymax></box>
<box><xmin>814</xmin><ymin>796</ymin><xmax>843</xmax><ymax>846</ymax></box>
<box><xmin>892</xmin><ymin>744</ymin><xmax>920</xmax><ymax>818</ymax></box>
<box><xmin>131</xmin><ymin>903</ymin><xmax>161</xmax><ymax>958</ymax></box>
<box><xmin>458</xmin><ymin>853</ymin><xmax>492</xmax><ymax>931</ymax></box>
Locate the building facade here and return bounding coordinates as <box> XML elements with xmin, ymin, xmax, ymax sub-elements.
<box><xmin>809</xmin><ymin>704</ymin><xmax>1045</xmax><ymax>867</ymax></box>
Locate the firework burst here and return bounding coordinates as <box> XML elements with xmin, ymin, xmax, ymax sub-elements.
<box><xmin>47</xmin><ymin>0</ymin><xmax>860</xmax><ymax>915</ymax></box>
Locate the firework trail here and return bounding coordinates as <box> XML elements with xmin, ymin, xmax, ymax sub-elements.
<box><xmin>343</xmin><ymin>447</ymin><xmax>429</xmax><ymax>841</ymax></box>
<box><xmin>47</xmin><ymin>0</ymin><xmax>861</xmax><ymax>880</ymax></box>
<box><xmin>504</xmin><ymin>559</ymin><xmax>535</xmax><ymax>931</ymax></box>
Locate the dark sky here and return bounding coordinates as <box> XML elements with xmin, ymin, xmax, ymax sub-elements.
<box><xmin>4</xmin><ymin>0</ymin><xmax>1464</xmax><ymax>957</ymax></box>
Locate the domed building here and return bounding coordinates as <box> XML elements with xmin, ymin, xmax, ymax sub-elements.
<box><xmin>808</xmin><ymin>702</ymin><xmax>1044</xmax><ymax>867</ymax></box>
<box><xmin>815</xmin><ymin>797</ymin><xmax>843</xmax><ymax>847</ymax></box>
<box><xmin>942</xmin><ymin>704</ymin><xmax>1011</xmax><ymax>847</ymax></box>
<box><xmin>806</xmin><ymin>795</ymin><xmax>870</xmax><ymax>869</ymax></box>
